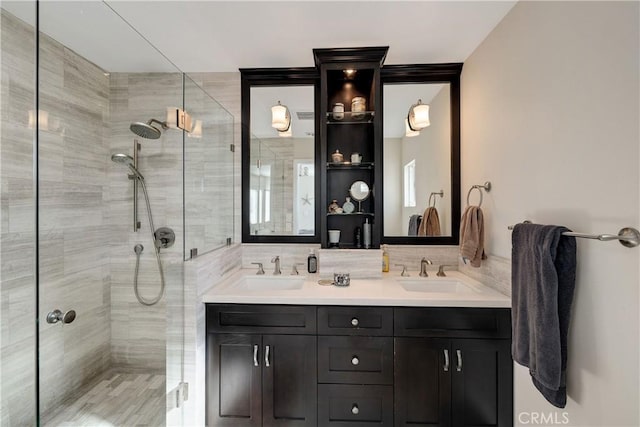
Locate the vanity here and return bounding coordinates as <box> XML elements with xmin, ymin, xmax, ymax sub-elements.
<box><xmin>204</xmin><ymin>273</ymin><xmax>512</xmax><ymax>426</ymax></box>
<box><xmin>212</xmin><ymin>46</ymin><xmax>513</xmax><ymax>426</ymax></box>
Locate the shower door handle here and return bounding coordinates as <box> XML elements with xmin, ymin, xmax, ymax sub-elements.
<box><xmin>46</xmin><ymin>309</ymin><xmax>76</xmax><ymax>325</ymax></box>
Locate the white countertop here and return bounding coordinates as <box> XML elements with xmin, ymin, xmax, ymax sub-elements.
<box><xmin>202</xmin><ymin>270</ymin><xmax>510</xmax><ymax>308</ymax></box>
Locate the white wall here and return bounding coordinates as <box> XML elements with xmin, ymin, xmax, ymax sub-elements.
<box><xmin>383</xmin><ymin>137</ymin><xmax>403</xmax><ymax>234</ymax></box>
<box><xmin>461</xmin><ymin>1</ymin><xmax>639</xmax><ymax>425</ymax></box>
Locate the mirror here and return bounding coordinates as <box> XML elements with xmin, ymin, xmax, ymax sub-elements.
<box><xmin>241</xmin><ymin>68</ymin><xmax>319</xmax><ymax>243</ymax></box>
<box><xmin>349</xmin><ymin>180</ymin><xmax>370</xmax><ymax>212</ymax></box>
<box><xmin>381</xmin><ymin>64</ymin><xmax>461</xmax><ymax>244</ymax></box>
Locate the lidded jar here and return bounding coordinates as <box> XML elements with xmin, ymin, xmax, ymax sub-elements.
<box><xmin>351</xmin><ymin>96</ymin><xmax>366</xmax><ymax>119</ymax></box>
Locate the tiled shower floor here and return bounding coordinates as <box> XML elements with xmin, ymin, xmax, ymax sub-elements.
<box><xmin>42</xmin><ymin>370</ymin><xmax>165</xmax><ymax>427</ymax></box>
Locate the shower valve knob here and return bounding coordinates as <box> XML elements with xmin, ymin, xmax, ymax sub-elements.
<box><xmin>154</xmin><ymin>227</ymin><xmax>175</xmax><ymax>249</ymax></box>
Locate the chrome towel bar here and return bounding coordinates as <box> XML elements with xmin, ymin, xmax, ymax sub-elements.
<box><xmin>508</xmin><ymin>221</ymin><xmax>640</xmax><ymax>248</ymax></box>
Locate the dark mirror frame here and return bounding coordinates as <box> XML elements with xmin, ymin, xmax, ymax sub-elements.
<box><xmin>380</xmin><ymin>63</ymin><xmax>463</xmax><ymax>245</ymax></box>
<box><xmin>240</xmin><ymin>68</ymin><xmax>321</xmax><ymax>243</ymax></box>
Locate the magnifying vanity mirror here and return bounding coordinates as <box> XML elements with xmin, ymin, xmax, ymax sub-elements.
<box><xmin>349</xmin><ymin>180</ymin><xmax>370</xmax><ymax>212</ymax></box>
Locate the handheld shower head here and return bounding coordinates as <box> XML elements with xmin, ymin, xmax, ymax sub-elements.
<box><xmin>111</xmin><ymin>153</ymin><xmax>144</xmax><ymax>180</ymax></box>
<box><xmin>130</xmin><ymin>119</ymin><xmax>167</xmax><ymax>139</ymax></box>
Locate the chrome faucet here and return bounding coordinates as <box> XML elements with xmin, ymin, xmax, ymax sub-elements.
<box><xmin>395</xmin><ymin>264</ymin><xmax>410</xmax><ymax>277</ymax></box>
<box><xmin>419</xmin><ymin>258</ymin><xmax>433</xmax><ymax>277</ymax></box>
<box><xmin>437</xmin><ymin>264</ymin><xmax>455</xmax><ymax>277</ymax></box>
<box><xmin>271</xmin><ymin>256</ymin><xmax>282</xmax><ymax>275</ymax></box>
<box><xmin>251</xmin><ymin>262</ymin><xmax>265</xmax><ymax>275</ymax></box>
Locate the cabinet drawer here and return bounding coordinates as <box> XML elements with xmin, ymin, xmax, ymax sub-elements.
<box><xmin>318</xmin><ymin>336</ymin><xmax>393</xmax><ymax>385</ymax></box>
<box><xmin>207</xmin><ymin>304</ymin><xmax>316</xmax><ymax>334</ymax></box>
<box><xmin>318</xmin><ymin>384</ymin><xmax>393</xmax><ymax>426</ymax></box>
<box><xmin>394</xmin><ymin>307</ymin><xmax>511</xmax><ymax>338</ymax></box>
<box><xmin>318</xmin><ymin>307</ymin><xmax>393</xmax><ymax>336</ymax></box>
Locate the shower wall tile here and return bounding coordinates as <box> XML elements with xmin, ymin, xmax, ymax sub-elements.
<box><xmin>182</xmin><ymin>243</ymin><xmax>242</xmax><ymax>427</ymax></box>
<box><xmin>108</xmin><ymin>71</ymin><xmax>184</xmax><ymax>375</ymax></box>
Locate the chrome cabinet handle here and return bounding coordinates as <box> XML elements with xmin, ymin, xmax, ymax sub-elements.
<box><xmin>351</xmin><ymin>404</ymin><xmax>359</xmax><ymax>415</ymax></box>
<box><xmin>265</xmin><ymin>345</ymin><xmax>270</xmax><ymax>367</ymax></box>
<box><xmin>253</xmin><ymin>345</ymin><xmax>259</xmax><ymax>367</ymax></box>
<box><xmin>351</xmin><ymin>317</ymin><xmax>359</xmax><ymax>327</ymax></box>
<box><xmin>456</xmin><ymin>349</ymin><xmax>462</xmax><ymax>372</ymax></box>
<box><xmin>443</xmin><ymin>349</ymin><xmax>449</xmax><ymax>372</ymax></box>
<box><xmin>351</xmin><ymin>356</ymin><xmax>359</xmax><ymax>366</ymax></box>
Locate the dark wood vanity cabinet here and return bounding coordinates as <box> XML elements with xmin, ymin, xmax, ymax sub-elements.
<box><xmin>394</xmin><ymin>309</ymin><xmax>513</xmax><ymax>427</ymax></box>
<box><xmin>206</xmin><ymin>305</ymin><xmax>317</xmax><ymax>426</ymax></box>
<box><xmin>206</xmin><ymin>304</ymin><xmax>513</xmax><ymax>427</ymax></box>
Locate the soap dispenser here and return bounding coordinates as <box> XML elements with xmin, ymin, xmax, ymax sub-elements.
<box><xmin>307</xmin><ymin>249</ymin><xmax>317</xmax><ymax>273</ymax></box>
<box><xmin>363</xmin><ymin>218</ymin><xmax>371</xmax><ymax>249</ymax></box>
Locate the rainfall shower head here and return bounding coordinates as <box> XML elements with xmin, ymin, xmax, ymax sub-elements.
<box><xmin>111</xmin><ymin>153</ymin><xmax>144</xmax><ymax>180</ymax></box>
<box><xmin>129</xmin><ymin>119</ymin><xmax>167</xmax><ymax>139</ymax></box>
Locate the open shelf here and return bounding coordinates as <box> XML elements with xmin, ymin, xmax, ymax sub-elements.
<box><xmin>326</xmin><ymin>162</ymin><xmax>374</xmax><ymax>170</ymax></box>
<box><xmin>326</xmin><ymin>111</ymin><xmax>375</xmax><ymax>124</ymax></box>
<box><xmin>327</xmin><ymin>212</ymin><xmax>374</xmax><ymax>217</ymax></box>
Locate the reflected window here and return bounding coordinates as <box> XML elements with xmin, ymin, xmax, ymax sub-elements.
<box><xmin>404</xmin><ymin>159</ymin><xmax>416</xmax><ymax>207</ymax></box>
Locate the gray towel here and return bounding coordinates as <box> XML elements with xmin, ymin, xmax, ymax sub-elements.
<box><xmin>511</xmin><ymin>223</ymin><xmax>576</xmax><ymax>408</ymax></box>
<box><xmin>408</xmin><ymin>214</ymin><xmax>421</xmax><ymax>236</ymax></box>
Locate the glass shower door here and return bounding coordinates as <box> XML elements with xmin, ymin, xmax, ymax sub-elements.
<box><xmin>36</xmin><ymin>2</ymin><xmax>186</xmax><ymax>425</ymax></box>
<box><xmin>0</xmin><ymin>1</ymin><xmax>38</xmax><ymax>425</ymax></box>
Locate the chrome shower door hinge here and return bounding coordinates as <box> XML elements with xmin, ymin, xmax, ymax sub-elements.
<box><xmin>230</xmin><ymin>144</ymin><xmax>235</xmax><ymax>152</ymax></box>
<box><xmin>176</xmin><ymin>382</ymin><xmax>189</xmax><ymax>408</ymax></box>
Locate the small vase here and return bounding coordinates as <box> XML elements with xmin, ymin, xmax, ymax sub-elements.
<box><xmin>342</xmin><ymin>197</ymin><xmax>355</xmax><ymax>214</ymax></box>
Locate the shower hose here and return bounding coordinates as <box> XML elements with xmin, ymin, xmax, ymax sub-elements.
<box><xmin>132</xmin><ymin>177</ymin><xmax>166</xmax><ymax>306</ymax></box>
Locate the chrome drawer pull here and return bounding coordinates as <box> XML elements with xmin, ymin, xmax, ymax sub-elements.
<box><xmin>351</xmin><ymin>356</ymin><xmax>359</xmax><ymax>366</ymax></box>
<box><xmin>351</xmin><ymin>317</ymin><xmax>359</xmax><ymax>327</ymax></box>
<box><xmin>443</xmin><ymin>349</ymin><xmax>449</xmax><ymax>372</ymax></box>
<box><xmin>265</xmin><ymin>345</ymin><xmax>271</xmax><ymax>367</ymax></box>
<box><xmin>351</xmin><ymin>404</ymin><xmax>359</xmax><ymax>415</ymax></box>
<box><xmin>253</xmin><ymin>344</ymin><xmax>259</xmax><ymax>367</ymax></box>
<box><xmin>456</xmin><ymin>349</ymin><xmax>462</xmax><ymax>372</ymax></box>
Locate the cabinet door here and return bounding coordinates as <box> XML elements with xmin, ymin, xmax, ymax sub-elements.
<box><xmin>394</xmin><ymin>338</ymin><xmax>451</xmax><ymax>426</ymax></box>
<box><xmin>451</xmin><ymin>339</ymin><xmax>513</xmax><ymax>427</ymax></box>
<box><xmin>263</xmin><ymin>335</ymin><xmax>317</xmax><ymax>426</ymax></box>
<box><xmin>207</xmin><ymin>334</ymin><xmax>261</xmax><ymax>427</ymax></box>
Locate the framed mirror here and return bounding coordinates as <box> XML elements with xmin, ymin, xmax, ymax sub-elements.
<box><xmin>380</xmin><ymin>64</ymin><xmax>462</xmax><ymax>245</ymax></box>
<box><xmin>241</xmin><ymin>68</ymin><xmax>320</xmax><ymax>243</ymax></box>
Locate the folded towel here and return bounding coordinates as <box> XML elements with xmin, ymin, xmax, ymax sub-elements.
<box><xmin>408</xmin><ymin>214</ymin><xmax>421</xmax><ymax>236</ymax></box>
<box><xmin>418</xmin><ymin>207</ymin><xmax>441</xmax><ymax>236</ymax></box>
<box><xmin>459</xmin><ymin>206</ymin><xmax>486</xmax><ymax>267</ymax></box>
<box><xmin>511</xmin><ymin>223</ymin><xmax>577</xmax><ymax>408</ymax></box>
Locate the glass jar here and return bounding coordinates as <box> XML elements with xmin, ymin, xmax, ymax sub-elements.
<box><xmin>351</xmin><ymin>96</ymin><xmax>366</xmax><ymax>119</ymax></box>
<box><xmin>332</xmin><ymin>103</ymin><xmax>344</xmax><ymax>120</ymax></box>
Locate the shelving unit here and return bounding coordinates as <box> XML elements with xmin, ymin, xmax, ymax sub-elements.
<box><xmin>314</xmin><ymin>47</ymin><xmax>388</xmax><ymax>249</ymax></box>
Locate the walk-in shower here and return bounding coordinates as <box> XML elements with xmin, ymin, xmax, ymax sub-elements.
<box><xmin>111</xmin><ymin>152</ymin><xmax>169</xmax><ymax>306</ymax></box>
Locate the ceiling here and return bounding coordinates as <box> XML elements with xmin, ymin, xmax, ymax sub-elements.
<box><xmin>2</xmin><ymin>0</ymin><xmax>517</xmax><ymax>137</ymax></box>
<box><xmin>107</xmin><ymin>1</ymin><xmax>517</xmax><ymax>72</ymax></box>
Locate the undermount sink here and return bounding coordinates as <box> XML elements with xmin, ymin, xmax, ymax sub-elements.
<box><xmin>397</xmin><ymin>278</ymin><xmax>478</xmax><ymax>294</ymax></box>
<box><xmin>231</xmin><ymin>275</ymin><xmax>305</xmax><ymax>291</ymax></box>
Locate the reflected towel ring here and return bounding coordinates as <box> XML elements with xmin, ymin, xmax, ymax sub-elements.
<box><xmin>429</xmin><ymin>190</ymin><xmax>444</xmax><ymax>208</ymax></box>
<box><xmin>466</xmin><ymin>182</ymin><xmax>491</xmax><ymax>207</ymax></box>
